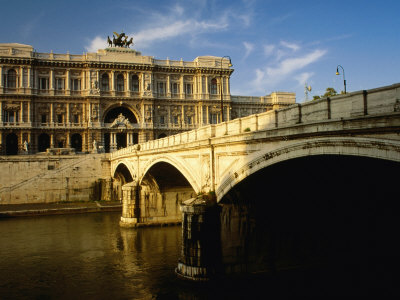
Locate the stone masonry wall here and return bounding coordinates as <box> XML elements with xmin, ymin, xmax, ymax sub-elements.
<box><xmin>0</xmin><ymin>154</ymin><xmax>111</xmax><ymax>204</ymax></box>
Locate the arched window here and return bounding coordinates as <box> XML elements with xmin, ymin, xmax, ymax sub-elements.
<box><xmin>101</xmin><ymin>73</ymin><xmax>109</xmax><ymax>91</ymax></box>
<box><xmin>131</xmin><ymin>75</ymin><xmax>139</xmax><ymax>92</ymax></box>
<box><xmin>210</xmin><ymin>78</ymin><xmax>218</xmax><ymax>95</ymax></box>
<box><xmin>116</xmin><ymin>74</ymin><xmax>124</xmax><ymax>91</ymax></box>
<box><xmin>7</xmin><ymin>69</ymin><xmax>17</xmax><ymax>88</ymax></box>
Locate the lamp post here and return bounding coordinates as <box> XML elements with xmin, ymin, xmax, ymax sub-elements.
<box><xmin>336</xmin><ymin>65</ymin><xmax>346</xmax><ymax>94</ymax></box>
<box><xmin>220</xmin><ymin>56</ymin><xmax>232</xmax><ymax>123</ymax></box>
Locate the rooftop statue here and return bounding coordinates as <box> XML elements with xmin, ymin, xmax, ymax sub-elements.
<box><xmin>107</xmin><ymin>32</ymin><xmax>134</xmax><ymax>48</ymax></box>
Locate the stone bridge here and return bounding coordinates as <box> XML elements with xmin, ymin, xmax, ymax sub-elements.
<box><xmin>110</xmin><ymin>83</ymin><xmax>400</xmax><ymax>228</ymax></box>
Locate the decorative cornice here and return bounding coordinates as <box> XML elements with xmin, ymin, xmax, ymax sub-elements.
<box><xmin>1</xmin><ymin>57</ymin><xmax>233</xmax><ymax>75</ymax></box>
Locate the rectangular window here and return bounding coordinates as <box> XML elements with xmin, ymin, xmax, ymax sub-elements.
<box><xmin>132</xmin><ymin>82</ymin><xmax>139</xmax><ymax>91</ymax></box>
<box><xmin>41</xmin><ymin>114</ymin><xmax>47</xmax><ymax>123</ymax></box>
<box><xmin>57</xmin><ymin>114</ymin><xmax>63</xmax><ymax>123</ymax></box>
<box><xmin>185</xmin><ymin>83</ymin><xmax>192</xmax><ymax>95</ymax></box>
<box><xmin>187</xmin><ymin>116</ymin><xmax>192</xmax><ymax>125</ymax></box>
<box><xmin>56</xmin><ymin>78</ymin><xmax>65</xmax><ymax>90</ymax></box>
<box><xmin>4</xmin><ymin>111</ymin><xmax>19</xmax><ymax>123</ymax></box>
<box><xmin>39</xmin><ymin>77</ymin><xmax>49</xmax><ymax>90</ymax></box>
<box><xmin>157</xmin><ymin>82</ymin><xmax>166</xmax><ymax>96</ymax></box>
<box><xmin>73</xmin><ymin>114</ymin><xmax>79</xmax><ymax>123</ymax></box>
<box><xmin>71</xmin><ymin>79</ymin><xmax>81</xmax><ymax>91</ymax></box>
<box><xmin>159</xmin><ymin>115</ymin><xmax>165</xmax><ymax>124</ymax></box>
<box><xmin>172</xmin><ymin>82</ymin><xmax>179</xmax><ymax>94</ymax></box>
<box><xmin>131</xmin><ymin>76</ymin><xmax>139</xmax><ymax>91</ymax></box>
<box><xmin>173</xmin><ymin>116</ymin><xmax>179</xmax><ymax>125</ymax></box>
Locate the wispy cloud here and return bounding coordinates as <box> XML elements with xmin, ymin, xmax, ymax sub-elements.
<box><xmin>252</xmin><ymin>49</ymin><xmax>327</xmax><ymax>93</ymax></box>
<box><xmin>243</xmin><ymin>42</ymin><xmax>254</xmax><ymax>59</ymax></box>
<box><xmin>266</xmin><ymin>49</ymin><xmax>326</xmax><ymax>78</ymax></box>
<box><xmin>263</xmin><ymin>44</ymin><xmax>275</xmax><ymax>56</ymax></box>
<box><xmin>280</xmin><ymin>40</ymin><xmax>300</xmax><ymax>51</ymax></box>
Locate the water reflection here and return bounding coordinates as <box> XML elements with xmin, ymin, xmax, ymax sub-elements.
<box><xmin>0</xmin><ymin>213</ymin><xmax>183</xmax><ymax>299</ymax></box>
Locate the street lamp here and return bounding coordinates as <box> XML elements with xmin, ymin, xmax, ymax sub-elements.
<box><xmin>336</xmin><ymin>65</ymin><xmax>346</xmax><ymax>94</ymax></box>
<box><xmin>220</xmin><ymin>56</ymin><xmax>232</xmax><ymax>122</ymax></box>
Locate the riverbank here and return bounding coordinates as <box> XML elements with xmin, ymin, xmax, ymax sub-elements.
<box><xmin>0</xmin><ymin>201</ymin><xmax>121</xmax><ymax>218</ymax></box>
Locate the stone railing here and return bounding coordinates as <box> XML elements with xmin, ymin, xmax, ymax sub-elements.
<box><xmin>111</xmin><ymin>83</ymin><xmax>400</xmax><ymax>158</ymax></box>
<box><xmin>153</xmin><ymin>59</ymin><xmax>196</xmax><ymax>68</ymax></box>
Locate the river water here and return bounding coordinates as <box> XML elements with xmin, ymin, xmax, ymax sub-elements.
<box><xmin>0</xmin><ymin>212</ymin><xmax>275</xmax><ymax>299</ymax></box>
<box><xmin>0</xmin><ymin>211</ymin><xmax>397</xmax><ymax>298</ymax></box>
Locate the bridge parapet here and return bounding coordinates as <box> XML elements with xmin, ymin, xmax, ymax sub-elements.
<box><xmin>111</xmin><ymin>83</ymin><xmax>400</xmax><ymax>158</ymax></box>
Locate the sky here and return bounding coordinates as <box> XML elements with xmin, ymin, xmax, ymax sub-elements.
<box><xmin>1</xmin><ymin>0</ymin><xmax>399</xmax><ymax>102</ymax></box>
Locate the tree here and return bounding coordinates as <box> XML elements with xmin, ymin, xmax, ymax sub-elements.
<box><xmin>313</xmin><ymin>87</ymin><xmax>338</xmax><ymax>100</ymax></box>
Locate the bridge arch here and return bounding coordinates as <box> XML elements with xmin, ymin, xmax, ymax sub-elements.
<box><xmin>139</xmin><ymin>156</ymin><xmax>201</xmax><ymax>193</ymax></box>
<box><xmin>112</xmin><ymin>162</ymin><xmax>136</xmax><ymax>201</ymax></box>
<box><xmin>217</xmin><ymin>137</ymin><xmax>400</xmax><ymax>201</ymax></box>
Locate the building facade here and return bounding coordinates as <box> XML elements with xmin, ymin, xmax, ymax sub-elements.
<box><xmin>0</xmin><ymin>43</ymin><xmax>295</xmax><ymax>155</ymax></box>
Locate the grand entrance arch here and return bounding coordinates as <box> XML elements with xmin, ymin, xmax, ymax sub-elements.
<box><xmin>104</xmin><ymin>106</ymin><xmax>137</xmax><ymax>123</ymax></box>
<box><xmin>103</xmin><ymin>106</ymin><xmax>139</xmax><ymax>152</ymax></box>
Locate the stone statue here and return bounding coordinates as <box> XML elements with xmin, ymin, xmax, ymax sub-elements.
<box><xmin>109</xmin><ymin>32</ymin><xmax>134</xmax><ymax>48</ymax></box>
<box><xmin>23</xmin><ymin>140</ymin><xmax>28</xmax><ymax>152</ymax></box>
<box><xmin>93</xmin><ymin>139</ymin><xmax>97</xmax><ymax>150</ymax></box>
<box><xmin>110</xmin><ymin>113</ymin><xmax>131</xmax><ymax>127</ymax></box>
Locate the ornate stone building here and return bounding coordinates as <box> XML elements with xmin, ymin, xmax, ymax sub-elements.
<box><xmin>0</xmin><ymin>43</ymin><xmax>295</xmax><ymax>155</ymax></box>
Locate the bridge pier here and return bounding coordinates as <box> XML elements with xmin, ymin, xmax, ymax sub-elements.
<box><xmin>176</xmin><ymin>195</ymin><xmax>222</xmax><ymax>281</ymax></box>
<box><xmin>119</xmin><ymin>182</ymin><xmax>141</xmax><ymax>227</ymax></box>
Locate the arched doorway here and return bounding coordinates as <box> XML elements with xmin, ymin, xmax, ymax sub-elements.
<box><xmin>38</xmin><ymin>133</ymin><xmax>50</xmax><ymax>152</ymax></box>
<box><xmin>5</xmin><ymin>133</ymin><xmax>18</xmax><ymax>155</ymax></box>
<box><xmin>71</xmin><ymin>133</ymin><xmax>82</xmax><ymax>152</ymax></box>
<box><xmin>104</xmin><ymin>106</ymin><xmax>138</xmax><ymax>151</ymax></box>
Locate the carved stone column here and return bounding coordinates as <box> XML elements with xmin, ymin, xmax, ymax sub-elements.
<box><xmin>111</xmin><ymin>71</ymin><xmax>115</xmax><ymax>91</ymax></box>
<box><xmin>65</xmin><ymin>69</ymin><xmax>71</xmax><ymax>95</ymax></box>
<box><xmin>127</xmin><ymin>72</ymin><xmax>131</xmax><ymax>92</ymax></box>
<box><xmin>49</xmin><ymin>69</ymin><xmax>54</xmax><ymax>91</ymax></box>
<box><xmin>27</xmin><ymin>102</ymin><xmax>31</xmax><ymax>123</ymax></box>
<box><xmin>27</xmin><ymin>67</ymin><xmax>31</xmax><ymax>88</ymax></box>
<box><xmin>20</xmin><ymin>101</ymin><xmax>24</xmax><ymax>123</ymax></box>
<box><xmin>50</xmin><ymin>103</ymin><xmax>54</xmax><ymax>124</ymax></box>
<box><xmin>166</xmin><ymin>74</ymin><xmax>170</xmax><ymax>97</ymax></box>
<box><xmin>19</xmin><ymin>67</ymin><xmax>24</xmax><ymax>88</ymax></box>
<box><xmin>110</xmin><ymin>132</ymin><xmax>117</xmax><ymax>152</ymax></box>
<box><xmin>65</xmin><ymin>103</ymin><xmax>69</xmax><ymax>124</ymax></box>
<box><xmin>180</xmin><ymin>75</ymin><xmax>184</xmax><ymax>100</ymax></box>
